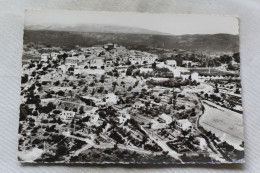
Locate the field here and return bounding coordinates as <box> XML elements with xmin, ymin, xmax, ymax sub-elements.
<box><xmin>199</xmin><ymin>100</ymin><xmax>243</xmax><ymax>150</ymax></box>
<box><xmin>189</xmin><ymin>68</ymin><xmax>238</xmax><ymax>76</ymax></box>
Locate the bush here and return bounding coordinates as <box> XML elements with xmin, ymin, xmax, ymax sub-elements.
<box><xmin>56</xmin><ymin>90</ymin><xmax>65</xmax><ymax>96</ymax></box>
<box><xmin>41</xmin><ymin>119</ymin><xmax>49</xmax><ymax>123</ymax></box>
<box><xmin>53</xmin><ymin>110</ymin><xmax>61</xmax><ymax>114</ymax></box>
<box><xmin>54</xmin><ymin>81</ymin><xmax>60</xmax><ymax>86</ymax></box>
<box><xmin>21</xmin><ymin>75</ymin><xmax>28</xmax><ymax>84</ymax></box>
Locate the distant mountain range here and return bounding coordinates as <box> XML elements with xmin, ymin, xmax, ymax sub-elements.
<box><xmin>25</xmin><ymin>24</ymin><xmax>169</xmax><ymax>35</ymax></box>
<box><xmin>24</xmin><ymin>25</ymin><xmax>239</xmax><ymax>55</ymax></box>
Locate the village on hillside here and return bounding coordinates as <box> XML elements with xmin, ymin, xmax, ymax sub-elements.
<box><xmin>19</xmin><ymin>42</ymin><xmax>244</xmax><ymax>163</ymax></box>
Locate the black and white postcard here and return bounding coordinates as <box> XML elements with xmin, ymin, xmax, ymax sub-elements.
<box><xmin>18</xmin><ymin>11</ymin><xmax>244</xmax><ymax>164</ymax></box>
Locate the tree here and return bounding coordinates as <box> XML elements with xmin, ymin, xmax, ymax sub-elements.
<box><xmin>21</xmin><ymin>74</ymin><xmax>28</xmax><ymax>84</ymax></box>
<box><xmin>204</xmin><ymin>93</ymin><xmax>209</xmax><ymax>99</ymax></box>
<box><xmin>53</xmin><ymin>110</ymin><xmax>61</xmax><ymax>114</ymax></box>
<box><xmin>73</xmin><ymin>108</ymin><xmax>78</xmax><ymax>112</ymax></box>
<box><xmin>171</xmin><ymin>93</ymin><xmax>177</xmax><ymax>109</ymax></box>
<box><xmin>190</xmin><ymin>108</ymin><xmax>196</xmax><ymax>117</ymax></box>
<box><xmin>57</xmin><ymin>90</ymin><xmax>65</xmax><ymax>96</ymax></box>
<box><xmin>127</xmin><ymin>86</ymin><xmax>132</xmax><ymax>91</ymax></box>
<box><xmin>126</xmin><ymin>67</ymin><xmax>133</xmax><ymax>76</ymax></box>
<box><xmin>91</xmin><ymin>89</ymin><xmax>96</xmax><ymax>96</ymax></box>
<box><xmin>235</xmin><ymin>88</ymin><xmax>240</xmax><ymax>94</ymax></box>
<box><xmin>233</xmin><ymin>53</ymin><xmax>240</xmax><ymax>63</ymax></box>
<box><xmin>112</xmin><ymin>82</ymin><xmax>118</xmax><ymax>91</ymax></box>
<box><xmin>134</xmin><ymin>80</ymin><xmax>139</xmax><ymax>88</ymax></box>
<box><xmin>97</xmin><ymin>87</ymin><xmax>104</xmax><ymax>93</ymax></box>
<box><xmin>109</xmin><ymin>131</ymin><xmax>125</xmax><ymax>144</ymax></box>
<box><xmin>32</xmin><ymin>111</ymin><xmax>38</xmax><ymax>116</ymax></box>
<box><xmin>202</xmin><ymin>105</ymin><xmax>205</xmax><ymax>114</ymax></box>
<box><xmin>55</xmin><ymin>142</ymin><xmax>69</xmax><ymax>157</ymax></box>
<box><xmin>41</xmin><ymin>102</ymin><xmax>56</xmax><ymax>114</ymax></box>
<box><xmin>89</xmin><ymin>82</ymin><xmax>95</xmax><ymax>87</ymax></box>
<box><xmin>36</xmin><ymin>63</ymin><xmax>42</xmax><ymax>70</ymax></box>
<box><xmin>19</xmin><ymin>105</ymin><xmax>30</xmax><ymax>121</ymax></box>
<box><xmin>69</xmin><ymin>81</ymin><xmax>74</xmax><ymax>86</ymax></box>
<box><xmin>68</xmin><ymin>67</ymin><xmax>74</xmax><ymax>71</ymax></box>
<box><xmin>240</xmin><ymin>141</ymin><xmax>244</xmax><ymax>148</ymax></box>
<box><xmin>126</xmin><ymin>61</ymin><xmax>131</xmax><ymax>65</ymax></box>
<box><xmin>54</xmin><ymin>81</ymin><xmax>60</xmax><ymax>86</ymax></box>
<box><xmin>78</xmin><ymin>80</ymin><xmax>84</xmax><ymax>86</ymax></box>
<box><xmin>227</xmin><ymin>63</ymin><xmax>235</xmax><ymax>71</ymax></box>
<box><xmin>79</xmin><ymin>106</ymin><xmax>85</xmax><ymax>114</ymax></box>
<box><xmin>83</xmin><ymin>86</ymin><xmax>88</xmax><ymax>92</ymax></box>
<box><xmin>57</xmin><ymin>117</ymin><xmax>63</xmax><ymax>124</ymax></box>
<box><xmin>152</xmin><ymin>62</ymin><xmax>157</xmax><ymax>69</ymax></box>
<box><xmin>114</xmin><ymin>62</ymin><xmax>119</xmax><ymax>66</ymax></box>
<box><xmin>100</xmin><ymin>75</ymin><xmax>105</xmax><ymax>83</ymax></box>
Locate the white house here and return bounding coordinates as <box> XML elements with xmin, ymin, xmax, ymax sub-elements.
<box><xmin>132</xmin><ymin>101</ymin><xmax>145</xmax><ymax>109</ymax></box>
<box><xmin>165</xmin><ymin>60</ymin><xmax>177</xmax><ymax>67</ymax></box>
<box><xmin>159</xmin><ymin>114</ymin><xmax>172</xmax><ymax>124</ymax></box>
<box><xmin>103</xmin><ymin>43</ymin><xmax>117</xmax><ymax>50</ymax></box>
<box><xmin>129</xmin><ymin>54</ymin><xmax>158</xmax><ymax>65</ymax></box>
<box><xmin>140</xmin><ymin>67</ymin><xmax>153</xmax><ymax>73</ymax></box>
<box><xmin>171</xmin><ymin>69</ymin><xmax>181</xmax><ymax>77</ymax></box>
<box><xmin>40</xmin><ymin>98</ymin><xmax>56</xmax><ymax>105</ymax></box>
<box><xmin>104</xmin><ymin>93</ymin><xmax>118</xmax><ymax>104</ymax></box>
<box><xmin>173</xmin><ymin>88</ymin><xmax>182</xmax><ymax>93</ymax></box>
<box><xmin>142</xmin><ymin>54</ymin><xmax>158</xmax><ymax>64</ymax></box>
<box><xmin>60</xmin><ymin>111</ymin><xmax>76</xmax><ymax>122</ymax></box>
<box><xmin>105</xmin><ymin>58</ymin><xmax>114</xmax><ymax>67</ymax></box>
<box><xmin>129</xmin><ymin>56</ymin><xmax>142</xmax><ymax>65</ymax></box>
<box><xmin>182</xmin><ymin>60</ymin><xmax>193</xmax><ymax>67</ymax></box>
<box><xmin>41</xmin><ymin>53</ymin><xmax>50</xmax><ymax>62</ymax></box>
<box><xmin>117</xmin><ymin>113</ymin><xmax>131</xmax><ymax>124</ymax></box>
<box><xmin>57</xmin><ymin>65</ymin><xmax>68</xmax><ymax>73</ymax></box>
<box><xmin>74</xmin><ymin>65</ymin><xmax>85</xmax><ymax>75</ymax></box>
<box><xmin>51</xmin><ymin>52</ymin><xmax>59</xmax><ymax>61</ymax></box>
<box><xmin>176</xmin><ymin>119</ymin><xmax>192</xmax><ymax>131</ymax></box>
<box><xmin>181</xmin><ymin>74</ymin><xmax>190</xmax><ymax>80</ymax></box>
<box><xmin>182</xmin><ymin>60</ymin><xmax>199</xmax><ymax>67</ymax></box>
<box><xmin>191</xmin><ymin>72</ymin><xmax>199</xmax><ymax>81</ymax></box>
<box><xmin>78</xmin><ymin>54</ymin><xmax>86</xmax><ymax>63</ymax></box>
<box><xmin>65</xmin><ymin>57</ymin><xmax>79</xmax><ymax>67</ymax></box>
<box><xmin>88</xmin><ymin>57</ymin><xmax>105</xmax><ymax>69</ymax></box>
<box><xmin>81</xmin><ymin>96</ymin><xmax>103</xmax><ymax>105</ymax></box>
<box><xmin>84</xmin><ymin>108</ymin><xmax>100</xmax><ymax>123</ymax></box>
<box><xmin>195</xmin><ymin>137</ymin><xmax>207</xmax><ymax>150</ymax></box>
<box><xmin>90</xmin><ymin>114</ymin><xmax>100</xmax><ymax>123</ymax></box>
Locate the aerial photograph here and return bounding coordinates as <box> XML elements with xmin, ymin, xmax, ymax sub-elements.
<box><xmin>18</xmin><ymin>11</ymin><xmax>244</xmax><ymax>164</ymax></box>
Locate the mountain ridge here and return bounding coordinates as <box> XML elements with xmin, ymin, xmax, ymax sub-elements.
<box><xmin>25</xmin><ymin>24</ymin><xmax>170</xmax><ymax>35</ymax></box>
<box><xmin>23</xmin><ymin>30</ymin><xmax>239</xmax><ymax>55</ymax></box>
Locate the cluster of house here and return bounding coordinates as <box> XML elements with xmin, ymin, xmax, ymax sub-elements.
<box><xmin>82</xmin><ymin>93</ymin><xmax>118</xmax><ymax>105</ymax></box>
<box><xmin>150</xmin><ymin>113</ymin><xmax>192</xmax><ymax>131</ymax></box>
<box><xmin>128</xmin><ymin>51</ymin><xmax>158</xmax><ymax>65</ymax></box>
<box><xmin>59</xmin><ymin>100</ymin><xmax>131</xmax><ymax>127</ymax></box>
<box><xmin>39</xmin><ymin>43</ymin><xmax>159</xmax><ymax>75</ymax></box>
<box><xmin>35</xmin><ymin>43</ymin><xmax>238</xmax><ymax>83</ymax></box>
<box><xmin>60</xmin><ymin>108</ymin><xmax>101</xmax><ymax>126</ymax></box>
<box><xmin>182</xmin><ymin>60</ymin><xmax>200</xmax><ymax>67</ymax></box>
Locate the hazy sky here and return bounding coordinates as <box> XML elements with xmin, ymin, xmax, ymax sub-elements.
<box><xmin>25</xmin><ymin>10</ymin><xmax>239</xmax><ymax>35</ymax></box>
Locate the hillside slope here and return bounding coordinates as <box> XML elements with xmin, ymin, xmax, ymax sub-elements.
<box><xmin>24</xmin><ymin>30</ymin><xmax>239</xmax><ymax>54</ymax></box>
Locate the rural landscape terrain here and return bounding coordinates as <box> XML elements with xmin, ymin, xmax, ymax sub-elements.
<box><xmin>18</xmin><ymin>26</ymin><xmax>244</xmax><ymax>163</ymax></box>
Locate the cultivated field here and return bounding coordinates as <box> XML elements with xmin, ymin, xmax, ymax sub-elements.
<box><xmin>189</xmin><ymin>68</ymin><xmax>237</xmax><ymax>76</ymax></box>
<box><xmin>199</xmin><ymin>100</ymin><xmax>243</xmax><ymax>150</ymax></box>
